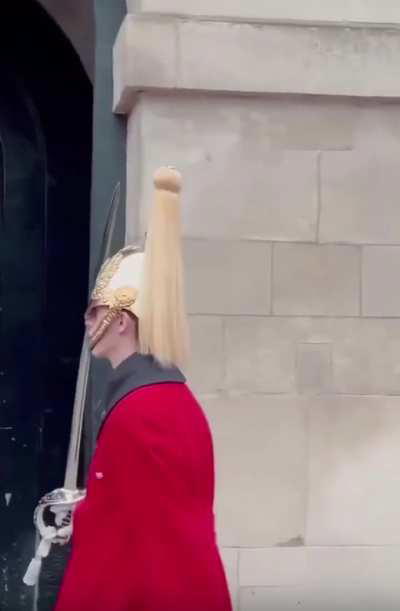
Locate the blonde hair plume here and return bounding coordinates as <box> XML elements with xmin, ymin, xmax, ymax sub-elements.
<box><xmin>138</xmin><ymin>167</ymin><xmax>189</xmax><ymax>368</ymax></box>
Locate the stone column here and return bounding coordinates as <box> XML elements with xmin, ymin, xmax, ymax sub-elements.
<box><xmin>114</xmin><ymin>3</ymin><xmax>400</xmax><ymax>609</ymax></box>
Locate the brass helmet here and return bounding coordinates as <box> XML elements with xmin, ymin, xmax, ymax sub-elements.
<box><xmin>89</xmin><ymin>167</ymin><xmax>188</xmax><ymax>369</ymax></box>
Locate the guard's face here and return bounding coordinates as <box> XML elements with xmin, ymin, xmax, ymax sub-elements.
<box><xmin>84</xmin><ymin>299</ymin><xmax>102</xmax><ymax>326</ymax></box>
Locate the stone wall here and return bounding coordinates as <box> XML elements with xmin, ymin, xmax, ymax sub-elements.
<box><xmin>115</xmin><ymin>6</ymin><xmax>400</xmax><ymax>610</ymax></box>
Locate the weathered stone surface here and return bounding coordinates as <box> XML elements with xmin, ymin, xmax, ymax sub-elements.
<box><xmin>184</xmin><ymin>240</ymin><xmax>271</xmax><ymax>315</ymax></box>
<box><xmin>204</xmin><ymin>395</ymin><xmax>307</xmax><ymax>547</ymax></box>
<box><xmin>320</xmin><ymin>151</ymin><xmax>400</xmax><ymax>244</ymax></box>
<box><xmin>137</xmin><ymin>95</ymin><xmax>319</xmax><ymax>241</ymax></box>
<box><xmin>273</xmin><ymin>244</ymin><xmax>360</xmax><ymax>316</ymax></box>
<box><xmin>362</xmin><ymin>246</ymin><xmax>400</xmax><ymax>316</ymax></box>
<box><xmin>307</xmin><ymin>396</ymin><xmax>400</xmax><ymax>545</ymax></box>
<box><xmin>186</xmin><ymin>316</ymin><xmax>224</xmax><ymax>394</ymax></box>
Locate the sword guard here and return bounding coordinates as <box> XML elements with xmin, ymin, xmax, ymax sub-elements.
<box><xmin>23</xmin><ymin>488</ymin><xmax>86</xmax><ymax>586</ymax></box>
<box><xmin>34</xmin><ymin>487</ymin><xmax>86</xmax><ymax>538</ymax></box>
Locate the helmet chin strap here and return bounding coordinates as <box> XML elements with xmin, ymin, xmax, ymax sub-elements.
<box><xmin>90</xmin><ymin>308</ymin><xmax>120</xmax><ymax>350</ymax></box>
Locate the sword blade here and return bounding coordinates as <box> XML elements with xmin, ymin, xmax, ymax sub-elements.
<box><xmin>63</xmin><ymin>182</ymin><xmax>121</xmax><ymax>489</ymax></box>
<box><xmin>63</xmin><ymin>336</ymin><xmax>90</xmax><ymax>489</ymax></box>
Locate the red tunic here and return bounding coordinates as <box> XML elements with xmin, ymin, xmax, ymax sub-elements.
<box><xmin>55</xmin><ymin>383</ymin><xmax>232</xmax><ymax>611</ymax></box>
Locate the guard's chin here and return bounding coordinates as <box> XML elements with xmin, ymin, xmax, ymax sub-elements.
<box><xmin>89</xmin><ymin>338</ymin><xmax>103</xmax><ymax>359</ymax></box>
<box><xmin>90</xmin><ymin>345</ymin><xmax>103</xmax><ymax>359</ymax></box>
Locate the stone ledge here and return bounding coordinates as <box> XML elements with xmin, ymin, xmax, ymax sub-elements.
<box><xmin>113</xmin><ymin>14</ymin><xmax>400</xmax><ymax>113</ymax></box>
<box><xmin>127</xmin><ymin>0</ymin><xmax>400</xmax><ymax>27</ymax></box>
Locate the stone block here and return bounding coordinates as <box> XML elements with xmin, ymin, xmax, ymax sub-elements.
<box><xmin>320</xmin><ymin>151</ymin><xmax>400</xmax><ymax>244</ymax></box>
<box><xmin>354</xmin><ymin>101</ymin><xmax>400</xmax><ymax>152</ymax></box>
<box><xmin>225</xmin><ymin>319</ymin><xmax>296</xmax><ymax>394</ymax></box>
<box><xmin>306</xmin><ymin>547</ymin><xmax>400</xmax><ymax>611</ymax></box>
<box><xmin>253</xmin><ymin>96</ymin><xmax>355</xmax><ymax>151</ymax></box>
<box><xmin>225</xmin><ymin>316</ymin><xmax>400</xmax><ymax>395</ymax></box>
<box><xmin>239</xmin><ymin>547</ymin><xmax>400</xmax><ymax>610</ymax></box>
<box><xmin>296</xmin><ymin>343</ymin><xmax>332</xmax><ymax>395</ymax></box>
<box><xmin>138</xmin><ymin>95</ymin><xmax>319</xmax><ymax>241</ymax></box>
<box><xmin>307</xmin><ymin>396</ymin><xmax>400</xmax><ymax>545</ymax></box>
<box><xmin>330</xmin><ymin>318</ymin><xmax>400</xmax><ymax>395</ymax></box>
<box><xmin>362</xmin><ymin>246</ymin><xmax>400</xmax><ymax>316</ymax></box>
<box><xmin>184</xmin><ymin>240</ymin><xmax>271</xmax><ymax>315</ymax></box>
<box><xmin>308</xmin><ymin>546</ymin><xmax>400</xmax><ymax>591</ymax></box>
<box><xmin>185</xmin><ymin>316</ymin><xmax>224</xmax><ymax>394</ymax></box>
<box><xmin>178</xmin><ymin>20</ymin><xmax>400</xmax><ymax>98</ymax></box>
<box><xmin>240</xmin><ymin>548</ymin><xmax>307</xmax><ymax>587</ymax></box>
<box><xmin>129</xmin><ymin>88</ymin><xmax>359</xmax><ymax>153</ymax></box>
<box><xmin>240</xmin><ymin>586</ymin><xmax>307</xmax><ymax>611</ymax></box>
<box><xmin>204</xmin><ymin>395</ymin><xmax>307</xmax><ymax>547</ymax></box>
<box><xmin>273</xmin><ymin>244</ymin><xmax>360</xmax><ymax>316</ymax></box>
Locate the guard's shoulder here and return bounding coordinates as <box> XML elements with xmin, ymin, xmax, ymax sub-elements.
<box><xmin>108</xmin><ymin>382</ymin><xmax>195</xmax><ymax>427</ymax></box>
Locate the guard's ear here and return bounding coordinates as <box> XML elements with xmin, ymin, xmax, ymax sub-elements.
<box><xmin>118</xmin><ymin>311</ymin><xmax>129</xmax><ymax>332</ymax></box>
<box><xmin>118</xmin><ymin>310</ymin><xmax>136</xmax><ymax>334</ymax></box>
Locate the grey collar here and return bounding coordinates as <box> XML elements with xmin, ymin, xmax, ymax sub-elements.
<box><xmin>98</xmin><ymin>352</ymin><xmax>186</xmax><ymax>437</ymax></box>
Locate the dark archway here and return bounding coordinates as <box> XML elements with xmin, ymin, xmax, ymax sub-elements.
<box><xmin>0</xmin><ymin>2</ymin><xmax>92</xmax><ymax>609</ymax></box>
<box><xmin>37</xmin><ymin>0</ymin><xmax>94</xmax><ymax>79</ymax></box>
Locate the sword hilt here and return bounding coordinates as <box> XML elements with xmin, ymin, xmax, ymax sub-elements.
<box><xmin>23</xmin><ymin>488</ymin><xmax>86</xmax><ymax>586</ymax></box>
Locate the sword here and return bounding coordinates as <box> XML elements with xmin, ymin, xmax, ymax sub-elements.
<box><xmin>64</xmin><ymin>181</ymin><xmax>121</xmax><ymax>489</ymax></box>
<box><xmin>23</xmin><ymin>183</ymin><xmax>122</xmax><ymax>586</ymax></box>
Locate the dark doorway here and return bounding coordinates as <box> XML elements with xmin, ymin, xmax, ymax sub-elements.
<box><xmin>0</xmin><ymin>2</ymin><xmax>92</xmax><ymax>609</ymax></box>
